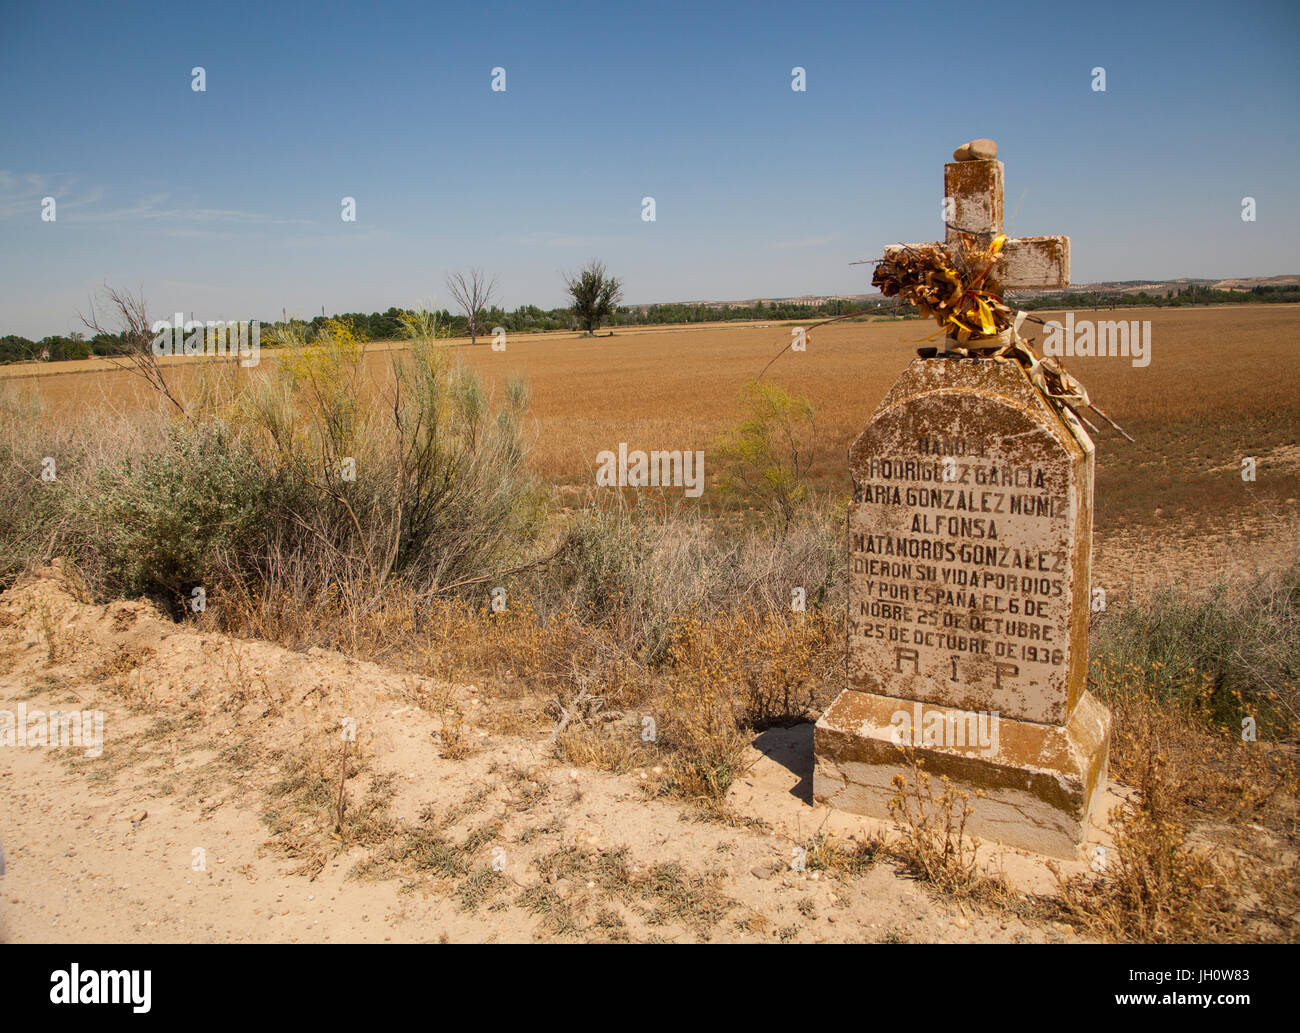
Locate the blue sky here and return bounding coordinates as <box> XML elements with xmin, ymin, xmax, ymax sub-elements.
<box><xmin>1</xmin><ymin>0</ymin><xmax>1297</xmax><ymax>337</ymax></box>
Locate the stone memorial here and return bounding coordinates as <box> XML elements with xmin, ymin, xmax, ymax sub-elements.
<box><xmin>813</xmin><ymin>141</ymin><xmax>1112</xmax><ymax>858</ymax></box>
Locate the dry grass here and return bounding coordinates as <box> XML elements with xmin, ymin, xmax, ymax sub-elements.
<box><xmin>212</xmin><ymin>561</ymin><xmax>843</xmax><ymax>813</ymax></box>
<box><xmin>871</xmin><ymin>760</ymin><xmax>1074</xmax><ymax>933</ymax></box>
<box><xmin>1080</xmin><ymin>702</ymin><xmax>1296</xmax><ymax>942</ymax></box>
<box><xmin>85</xmin><ymin>642</ymin><xmax>157</xmax><ymax>683</ymax></box>
<box><xmin>520</xmin><ymin>844</ymin><xmax>733</xmax><ymax>940</ymax></box>
<box><xmin>1103</xmin><ymin>683</ymin><xmax>1299</xmax><ymax>843</ymax></box>
<box><xmin>1052</xmin><ymin>752</ymin><xmax>1246</xmax><ymax>943</ymax></box>
<box><xmin>553</xmin><ymin>721</ymin><xmax>652</xmax><ymax>773</ymax></box>
<box><xmin>1038</xmin><ymin>554</ymin><xmax>1300</xmax><ymax>941</ymax></box>
<box><xmin>437</xmin><ymin>703</ymin><xmax>474</xmax><ymax>760</ymax></box>
<box><xmin>259</xmin><ymin>734</ymin><xmax>398</xmax><ymax>878</ymax></box>
<box><xmin>802</xmin><ymin>830</ymin><xmax>883</xmax><ymax>878</ymax></box>
<box><xmin>883</xmin><ymin>759</ymin><xmax>1025</xmax><ymax>909</ymax></box>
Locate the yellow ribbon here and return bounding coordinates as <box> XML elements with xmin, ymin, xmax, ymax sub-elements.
<box><xmin>938</xmin><ymin>234</ymin><xmax>1009</xmax><ymax>338</ymax></box>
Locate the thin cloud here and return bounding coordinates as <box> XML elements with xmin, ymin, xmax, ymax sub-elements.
<box><xmin>0</xmin><ymin>172</ymin><xmax>103</xmax><ymax>219</ymax></box>
<box><xmin>73</xmin><ymin>194</ymin><xmax>316</xmax><ymax>226</ymax></box>
<box><xmin>0</xmin><ymin>172</ymin><xmax>315</xmax><ymax>227</ymax></box>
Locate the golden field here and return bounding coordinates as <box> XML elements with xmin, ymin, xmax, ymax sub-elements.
<box><xmin>5</xmin><ymin>305</ymin><xmax>1299</xmax><ymax>525</ymax></box>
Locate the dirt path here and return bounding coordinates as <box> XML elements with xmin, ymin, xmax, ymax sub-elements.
<box><xmin>0</xmin><ymin>571</ymin><xmax>1088</xmax><ymax>944</ymax></box>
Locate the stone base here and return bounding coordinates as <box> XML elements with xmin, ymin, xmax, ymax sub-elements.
<box><xmin>813</xmin><ymin>689</ymin><xmax>1111</xmax><ymax>859</ymax></box>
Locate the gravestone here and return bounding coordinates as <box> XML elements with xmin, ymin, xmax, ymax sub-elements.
<box><xmin>813</xmin><ymin>144</ymin><xmax>1111</xmax><ymax>858</ymax></box>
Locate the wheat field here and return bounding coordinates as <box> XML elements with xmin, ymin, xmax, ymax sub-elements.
<box><xmin>5</xmin><ymin>305</ymin><xmax>1298</xmax><ymax>523</ymax></box>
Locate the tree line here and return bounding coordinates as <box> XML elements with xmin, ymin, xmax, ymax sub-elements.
<box><xmin>4</xmin><ymin>269</ymin><xmax>1295</xmax><ymax>364</ymax></box>
<box><xmin>1016</xmin><ymin>283</ymin><xmax>1300</xmax><ymax>310</ymax></box>
<box><xmin>1</xmin><ymin>330</ymin><xmax>135</xmax><ymax>364</ymax></box>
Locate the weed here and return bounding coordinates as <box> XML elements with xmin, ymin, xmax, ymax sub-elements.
<box><xmin>1052</xmin><ymin>751</ymin><xmax>1244</xmax><ymax>943</ymax></box>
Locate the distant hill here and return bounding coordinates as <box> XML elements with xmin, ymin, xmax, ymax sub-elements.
<box><xmin>1207</xmin><ymin>275</ymin><xmax>1300</xmax><ymax>290</ymax></box>
<box><xmin>624</xmin><ymin>293</ymin><xmax>874</xmax><ymax>310</ymax></box>
<box><xmin>630</xmin><ymin>275</ymin><xmax>1300</xmax><ymax>310</ymax></box>
<box><xmin>1002</xmin><ymin>275</ymin><xmax>1299</xmax><ymax>300</ymax></box>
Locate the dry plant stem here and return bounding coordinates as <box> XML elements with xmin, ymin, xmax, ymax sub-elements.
<box><xmin>334</xmin><ymin>737</ymin><xmax>351</xmax><ymax>837</ymax></box>
<box><xmin>756</xmin><ymin>309</ymin><xmax>865</xmax><ymax>381</ymax></box>
<box><xmin>79</xmin><ymin>285</ymin><xmax>187</xmax><ymax>417</ymax></box>
<box><xmin>546</xmin><ymin>689</ymin><xmax>598</xmax><ymax>748</ymax></box>
<box><xmin>422</xmin><ymin>546</ymin><xmax>564</xmax><ymax>600</ymax></box>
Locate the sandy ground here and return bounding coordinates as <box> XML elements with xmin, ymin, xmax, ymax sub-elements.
<box><xmin>3</xmin><ymin>488</ymin><xmax>1294</xmax><ymax>944</ymax></box>
<box><xmin>0</xmin><ymin>568</ymin><xmax>1108</xmax><ymax>944</ymax></box>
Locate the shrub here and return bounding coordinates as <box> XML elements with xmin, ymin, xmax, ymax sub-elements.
<box><xmin>238</xmin><ymin>319</ymin><xmax>541</xmax><ymax>608</ymax></box>
<box><xmin>0</xmin><ymin>386</ymin><xmax>62</xmax><ymax>584</ymax></box>
<box><xmin>1052</xmin><ymin>751</ymin><xmax>1243</xmax><ymax>943</ymax></box>
<box><xmin>712</xmin><ymin>380</ymin><xmax>816</xmax><ymax>534</ymax></box>
<box><xmin>658</xmin><ymin>615</ymin><xmax>750</xmax><ymax>806</ymax></box>
<box><xmin>546</xmin><ymin>498</ymin><xmax>844</xmax><ymax>664</ymax></box>
<box><xmin>83</xmin><ymin>419</ymin><xmax>281</xmax><ymax>603</ymax></box>
<box><xmin>1090</xmin><ymin>558</ymin><xmax>1300</xmax><ymax>737</ymax></box>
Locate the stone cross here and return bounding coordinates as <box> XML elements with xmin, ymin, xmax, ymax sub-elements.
<box><xmin>813</xmin><ymin>143</ymin><xmax>1110</xmax><ymax>859</ymax></box>
<box><xmin>882</xmin><ymin>140</ymin><xmax>1070</xmax><ymax>345</ymax></box>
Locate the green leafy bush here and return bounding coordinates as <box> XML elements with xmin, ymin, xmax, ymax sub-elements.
<box><xmin>86</xmin><ymin>420</ymin><xmax>282</xmax><ymax>602</ymax></box>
